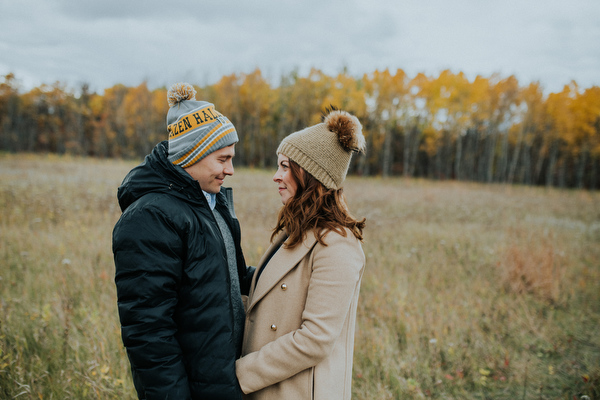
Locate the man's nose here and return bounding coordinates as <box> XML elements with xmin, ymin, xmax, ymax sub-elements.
<box><xmin>225</xmin><ymin>162</ymin><xmax>234</xmax><ymax>176</ymax></box>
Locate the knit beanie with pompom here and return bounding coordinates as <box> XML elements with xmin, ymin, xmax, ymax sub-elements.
<box><xmin>165</xmin><ymin>82</ymin><xmax>238</xmax><ymax>168</ymax></box>
<box><xmin>276</xmin><ymin>107</ymin><xmax>366</xmax><ymax>190</ymax></box>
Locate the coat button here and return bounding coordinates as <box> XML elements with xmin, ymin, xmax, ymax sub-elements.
<box><xmin>270</xmin><ymin>324</ymin><xmax>277</xmax><ymax>331</ymax></box>
<box><xmin>281</xmin><ymin>283</ymin><xmax>287</xmax><ymax>290</ymax></box>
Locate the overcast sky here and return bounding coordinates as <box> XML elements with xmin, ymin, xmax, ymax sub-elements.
<box><xmin>1</xmin><ymin>0</ymin><xmax>599</xmax><ymax>95</ymax></box>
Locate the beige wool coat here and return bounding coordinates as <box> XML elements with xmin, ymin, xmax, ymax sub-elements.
<box><xmin>236</xmin><ymin>228</ymin><xmax>365</xmax><ymax>400</ymax></box>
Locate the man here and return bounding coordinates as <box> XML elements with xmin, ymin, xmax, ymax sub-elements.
<box><xmin>113</xmin><ymin>82</ymin><xmax>253</xmax><ymax>399</ymax></box>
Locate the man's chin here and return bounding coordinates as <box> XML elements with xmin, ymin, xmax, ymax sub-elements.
<box><xmin>201</xmin><ymin>185</ymin><xmax>221</xmax><ymax>194</ymax></box>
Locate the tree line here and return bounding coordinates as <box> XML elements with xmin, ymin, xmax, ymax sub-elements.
<box><xmin>1</xmin><ymin>69</ymin><xmax>599</xmax><ymax>189</ymax></box>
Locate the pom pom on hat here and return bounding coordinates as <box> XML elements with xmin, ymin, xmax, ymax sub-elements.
<box><xmin>167</xmin><ymin>83</ymin><xmax>197</xmax><ymax>107</ymax></box>
<box><xmin>322</xmin><ymin>106</ymin><xmax>366</xmax><ymax>153</ymax></box>
<box><xmin>277</xmin><ymin>106</ymin><xmax>366</xmax><ymax>190</ymax></box>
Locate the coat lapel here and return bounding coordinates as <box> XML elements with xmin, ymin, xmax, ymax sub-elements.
<box><xmin>253</xmin><ymin>231</ymin><xmax>288</xmax><ymax>281</ymax></box>
<box><xmin>248</xmin><ymin>231</ymin><xmax>318</xmax><ymax>312</ymax></box>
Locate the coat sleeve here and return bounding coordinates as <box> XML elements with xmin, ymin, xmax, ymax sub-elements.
<box><xmin>113</xmin><ymin>203</ymin><xmax>191</xmax><ymax>400</ymax></box>
<box><xmin>235</xmin><ymin>233</ymin><xmax>365</xmax><ymax>394</ymax></box>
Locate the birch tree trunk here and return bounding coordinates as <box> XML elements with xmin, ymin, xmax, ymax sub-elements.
<box><xmin>454</xmin><ymin>131</ymin><xmax>463</xmax><ymax>180</ymax></box>
<box><xmin>546</xmin><ymin>141</ymin><xmax>558</xmax><ymax>187</ymax></box>
<box><xmin>576</xmin><ymin>146</ymin><xmax>588</xmax><ymax>189</ymax></box>
<box><xmin>590</xmin><ymin>156</ymin><xmax>597</xmax><ymax>191</ymax></box>
<box><xmin>507</xmin><ymin>127</ymin><xmax>524</xmax><ymax>184</ymax></box>
<box><xmin>381</xmin><ymin>124</ymin><xmax>393</xmax><ymax>177</ymax></box>
<box><xmin>496</xmin><ymin>131</ymin><xmax>509</xmax><ymax>182</ymax></box>
<box><xmin>403</xmin><ymin>126</ymin><xmax>411</xmax><ymax>177</ymax></box>
<box><xmin>486</xmin><ymin>131</ymin><xmax>498</xmax><ymax>183</ymax></box>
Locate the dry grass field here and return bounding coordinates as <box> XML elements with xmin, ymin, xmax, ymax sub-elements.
<box><xmin>1</xmin><ymin>153</ymin><xmax>599</xmax><ymax>399</ymax></box>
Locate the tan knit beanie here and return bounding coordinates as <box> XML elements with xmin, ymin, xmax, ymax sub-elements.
<box><xmin>277</xmin><ymin>107</ymin><xmax>366</xmax><ymax>189</ymax></box>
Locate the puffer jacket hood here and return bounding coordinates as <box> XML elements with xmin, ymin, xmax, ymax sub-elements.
<box><xmin>117</xmin><ymin>141</ymin><xmax>203</xmax><ymax>213</ymax></box>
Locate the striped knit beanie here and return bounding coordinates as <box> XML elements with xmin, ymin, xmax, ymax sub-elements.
<box><xmin>166</xmin><ymin>83</ymin><xmax>238</xmax><ymax>168</ymax></box>
<box><xmin>277</xmin><ymin>107</ymin><xmax>366</xmax><ymax>190</ymax></box>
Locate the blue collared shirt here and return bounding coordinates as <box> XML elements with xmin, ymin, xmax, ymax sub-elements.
<box><xmin>202</xmin><ymin>190</ymin><xmax>216</xmax><ymax>210</ymax></box>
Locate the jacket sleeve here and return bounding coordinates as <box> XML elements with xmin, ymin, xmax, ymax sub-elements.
<box><xmin>113</xmin><ymin>203</ymin><xmax>191</xmax><ymax>400</ymax></box>
<box><xmin>240</xmin><ymin>266</ymin><xmax>256</xmax><ymax>296</ymax></box>
<box><xmin>235</xmin><ymin>233</ymin><xmax>365</xmax><ymax>393</ymax></box>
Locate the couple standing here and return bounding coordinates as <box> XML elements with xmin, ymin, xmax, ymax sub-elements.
<box><xmin>112</xmin><ymin>83</ymin><xmax>366</xmax><ymax>400</ymax></box>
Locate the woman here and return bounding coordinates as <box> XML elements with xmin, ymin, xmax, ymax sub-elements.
<box><xmin>236</xmin><ymin>107</ymin><xmax>366</xmax><ymax>400</ymax></box>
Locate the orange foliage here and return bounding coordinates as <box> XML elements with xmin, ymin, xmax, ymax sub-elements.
<box><xmin>1</xmin><ymin>70</ymin><xmax>599</xmax><ymax>188</ymax></box>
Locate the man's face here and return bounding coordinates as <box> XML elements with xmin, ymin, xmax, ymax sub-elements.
<box><xmin>184</xmin><ymin>144</ymin><xmax>235</xmax><ymax>194</ymax></box>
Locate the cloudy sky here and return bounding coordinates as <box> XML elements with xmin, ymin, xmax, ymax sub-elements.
<box><xmin>1</xmin><ymin>0</ymin><xmax>599</xmax><ymax>95</ymax></box>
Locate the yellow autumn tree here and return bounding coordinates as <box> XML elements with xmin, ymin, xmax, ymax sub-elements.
<box><xmin>544</xmin><ymin>82</ymin><xmax>576</xmax><ymax>186</ymax></box>
<box><xmin>570</xmin><ymin>86</ymin><xmax>600</xmax><ymax>188</ymax></box>
<box><xmin>363</xmin><ymin>69</ymin><xmax>410</xmax><ymax>176</ymax></box>
<box><xmin>237</xmin><ymin>69</ymin><xmax>275</xmax><ymax>167</ymax></box>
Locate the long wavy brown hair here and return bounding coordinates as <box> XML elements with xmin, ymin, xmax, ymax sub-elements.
<box><xmin>272</xmin><ymin>159</ymin><xmax>366</xmax><ymax>248</ymax></box>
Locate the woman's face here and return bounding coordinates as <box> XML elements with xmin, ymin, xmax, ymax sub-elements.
<box><xmin>273</xmin><ymin>154</ymin><xmax>298</xmax><ymax>205</ymax></box>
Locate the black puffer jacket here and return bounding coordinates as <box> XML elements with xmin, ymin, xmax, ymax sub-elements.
<box><xmin>113</xmin><ymin>141</ymin><xmax>252</xmax><ymax>400</ymax></box>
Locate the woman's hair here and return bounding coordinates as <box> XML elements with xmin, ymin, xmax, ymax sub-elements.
<box><xmin>272</xmin><ymin>159</ymin><xmax>366</xmax><ymax>248</ymax></box>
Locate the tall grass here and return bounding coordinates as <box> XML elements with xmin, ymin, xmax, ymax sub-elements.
<box><xmin>0</xmin><ymin>154</ymin><xmax>598</xmax><ymax>399</ymax></box>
